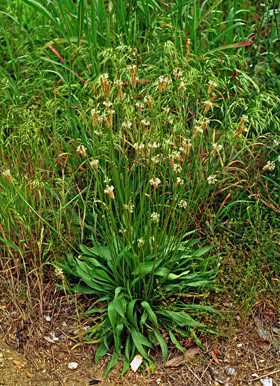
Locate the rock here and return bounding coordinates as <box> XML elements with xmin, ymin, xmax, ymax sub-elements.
<box><xmin>226</xmin><ymin>367</ymin><xmax>235</xmax><ymax>376</ymax></box>
<box><xmin>261</xmin><ymin>378</ymin><xmax>273</xmax><ymax>386</ymax></box>
<box><xmin>68</xmin><ymin>361</ymin><xmax>78</xmax><ymax>369</ymax></box>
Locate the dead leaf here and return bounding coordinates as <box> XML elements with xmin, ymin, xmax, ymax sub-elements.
<box><xmin>211</xmin><ymin>350</ymin><xmax>220</xmax><ymax>364</ymax></box>
<box><xmin>165</xmin><ymin>348</ymin><xmax>200</xmax><ymax>367</ymax></box>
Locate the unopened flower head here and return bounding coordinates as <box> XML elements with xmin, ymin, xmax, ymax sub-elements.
<box><xmin>207</xmin><ymin>175</ymin><xmax>218</xmax><ymax>185</ymax></box>
<box><xmin>104</xmin><ymin>185</ymin><xmax>115</xmax><ymax>199</ymax></box>
<box><xmin>77</xmin><ymin>144</ymin><xmax>87</xmax><ymax>157</ymax></box>
<box><xmin>149</xmin><ymin>177</ymin><xmax>161</xmax><ymax>188</ymax></box>
<box><xmin>151</xmin><ymin>212</ymin><xmax>160</xmax><ymax>223</ymax></box>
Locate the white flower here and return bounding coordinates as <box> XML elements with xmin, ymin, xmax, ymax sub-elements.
<box><xmin>104</xmin><ymin>185</ymin><xmax>115</xmax><ymax>199</ymax></box>
<box><xmin>140</xmin><ymin>119</ymin><xmax>150</xmax><ymax>126</ymax></box>
<box><xmin>91</xmin><ymin>108</ymin><xmax>99</xmax><ymax>116</ymax></box>
<box><xmin>212</xmin><ymin>143</ymin><xmax>222</xmax><ymax>152</ymax></box>
<box><xmin>103</xmin><ymin>101</ymin><xmax>112</xmax><ymax>109</ymax></box>
<box><xmin>176</xmin><ymin>177</ymin><xmax>184</xmax><ymax>186</ymax></box>
<box><xmin>134</xmin><ymin>142</ymin><xmax>145</xmax><ymax>154</ymax></box>
<box><xmin>137</xmin><ymin>238</ymin><xmax>145</xmax><ymax>247</ymax></box>
<box><xmin>263</xmin><ymin>161</ymin><xmax>276</xmax><ymax>171</ymax></box>
<box><xmin>76</xmin><ymin>145</ymin><xmax>87</xmax><ymax>157</ymax></box>
<box><xmin>207</xmin><ymin>175</ymin><xmax>218</xmax><ymax>184</ymax></box>
<box><xmin>166</xmin><ymin>138</ymin><xmax>175</xmax><ymax>147</ymax></box>
<box><xmin>114</xmin><ymin>79</ymin><xmax>123</xmax><ymax>86</ymax></box>
<box><xmin>55</xmin><ymin>267</ymin><xmax>64</xmax><ymax>278</ymax></box>
<box><xmin>151</xmin><ymin>212</ymin><xmax>160</xmax><ymax>223</ymax></box>
<box><xmin>163</xmin><ymin>107</ymin><xmax>170</xmax><ymax>114</ymax></box>
<box><xmin>173</xmin><ymin>164</ymin><xmax>182</xmax><ymax>173</ymax></box>
<box><xmin>277</xmin><ymin>155</ymin><xmax>280</xmax><ymax>162</ymax></box>
<box><xmin>122</xmin><ymin>121</ymin><xmax>132</xmax><ymax>129</ymax></box>
<box><xmin>90</xmin><ymin>159</ymin><xmax>99</xmax><ymax>170</ymax></box>
<box><xmin>147</xmin><ymin>142</ymin><xmax>159</xmax><ymax>150</ymax></box>
<box><xmin>123</xmin><ymin>201</ymin><xmax>134</xmax><ymax>213</ymax></box>
<box><xmin>151</xmin><ymin>155</ymin><xmax>161</xmax><ymax>164</ymax></box>
<box><xmin>178</xmin><ymin>200</ymin><xmax>188</xmax><ymax>209</ymax></box>
<box><xmin>149</xmin><ymin>177</ymin><xmax>161</xmax><ymax>187</ymax></box>
<box><xmin>99</xmin><ymin>73</ymin><xmax>109</xmax><ymax>83</ymax></box>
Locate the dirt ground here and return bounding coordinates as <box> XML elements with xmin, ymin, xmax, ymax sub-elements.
<box><xmin>0</xmin><ymin>292</ymin><xmax>280</xmax><ymax>386</ymax></box>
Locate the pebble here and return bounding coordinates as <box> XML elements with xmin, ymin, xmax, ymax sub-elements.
<box><xmin>68</xmin><ymin>361</ymin><xmax>78</xmax><ymax>369</ymax></box>
<box><xmin>26</xmin><ymin>372</ymin><xmax>34</xmax><ymax>379</ymax></box>
<box><xmin>226</xmin><ymin>367</ymin><xmax>235</xmax><ymax>376</ymax></box>
<box><xmin>13</xmin><ymin>359</ymin><xmax>21</xmax><ymax>366</ymax></box>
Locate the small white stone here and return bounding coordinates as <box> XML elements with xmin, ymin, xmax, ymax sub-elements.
<box><xmin>68</xmin><ymin>362</ymin><xmax>78</xmax><ymax>370</ymax></box>
<box><xmin>236</xmin><ymin>343</ymin><xmax>243</xmax><ymax>347</ymax></box>
<box><xmin>45</xmin><ymin>316</ymin><xmax>51</xmax><ymax>322</ymax></box>
<box><xmin>226</xmin><ymin>367</ymin><xmax>235</xmax><ymax>376</ymax></box>
<box><xmin>261</xmin><ymin>378</ymin><xmax>273</xmax><ymax>386</ymax></box>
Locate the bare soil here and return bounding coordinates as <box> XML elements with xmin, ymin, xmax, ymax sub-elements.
<box><xmin>0</xmin><ymin>289</ymin><xmax>279</xmax><ymax>386</ymax></box>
